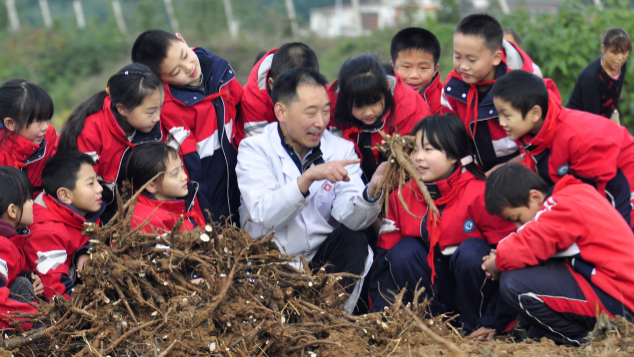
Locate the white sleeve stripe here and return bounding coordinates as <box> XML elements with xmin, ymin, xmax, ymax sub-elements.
<box><xmin>35</xmin><ymin>250</ymin><xmax>67</xmax><ymax>275</ymax></box>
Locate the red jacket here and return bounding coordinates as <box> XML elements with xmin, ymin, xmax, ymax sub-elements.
<box><xmin>378</xmin><ymin>169</ymin><xmax>515</xmax><ymax>251</ymax></box>
<box><xmin>235</xmin><ymin>48</ymin><xmax>278</xmax><ymax>147</ymax></box>
<box><xmin>329</xmin><ymin>74</ymin><xmax>431</xmax><ymax>179</ymax></box>
<box><xmin>442</xmin><ymin>41</ymin><xmax>538</xmax><ymax>172</ymax></box>
<box><xmin>131</xmin><ymin>184</ymin><xmax>204</xmax><ymax>234</ymax></box>
<box><xmin>496</xmin><ymin>175</ymin><xmax>634</xmax><ymax>315</ymax></box>
<box><xmin>0</xmin><ymin>126</ymin><xmax>57</xmax><ymax>196</ymax></box>
<box><xmin>23</xmin><ymin>194</ymin><xmax>102</xmax><ymax>301</ymax></box>
<box><xmin>0</xmin><ymin>219</ymin><xmax>38</xmax><ymax>331</ymax></box>
<box><xmin>421</xmin><ymin>72</ymin><xmax>444</xmax><ymax>115</ymax></box>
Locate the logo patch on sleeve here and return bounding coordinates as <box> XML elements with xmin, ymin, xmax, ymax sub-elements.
<box><xmin>557</xmin><ymin>164</ymin><xmax>570</xmax><ymax>176</ymax></box>
<box><xmin>463</xmin><ymin>219</ymin><xmax>475</xmax><ymax>233</ymax></box>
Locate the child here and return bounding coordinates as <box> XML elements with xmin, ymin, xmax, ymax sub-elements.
<box><xmin>0</xmin><ymin>79</ymin><xmax>57</xmax><ymax>196</ymax></box>
<box><xmin>58</xmin><ymin>64</ymin><xmax>166</xmax><ymax>223</ymax></box>
<box><xmin>483</xmin><ymin>164</ymin><xmax>634</xmax><ymax>344</ymax></box>
<box><xmin>442</xmin><ymin>14</ymin><xmax>540</xmax><ymax>174</ymax></box>
<box><xmin>236</xmin><ymin>42</ymin><xmax>320</xmax><ymax>146</ymax></box>
<box><xmin>502</xmin><ymin>27</ymin><xmax>522</xmax><ymax>47</ymax></box>
<box><xmin>330</xmin><ymin>54</ymin><xmax>430</xmax><ymax>181</ymax></box>
<box><xmin>23</xmin><ymin>151</ymin><xmax>105</xmax><ymax>301</ymax></box>
<box><xmin>490</xmin><ymin>70</ymin><xmax>634</xmax><ymax>226</ymax></box>
<box><xmin>131</xmin><ymin>30</ymin><xmax>243</xmax><ymax>225</ymax></box>
<box><xmin>567</xmin><ymin>28</ymin><xmax>631</xmax><ymax>124</ymax></box>
<box><xmin>391</xmin><ymin>27</ymin><xmax>443</xmax><ymax>114</ymax></box>
<box><xmin>0</xmin><ymin>167</ymin><xmax>43</xmax><ymax>332</ymax></box>
<box><xmin>370</xmin><ymin>114</ymin><xmax>516</xmax><ymax>338</ymax></box>
<box><xmin>126</xmin><ymin>142</ymin><xmax>204</xmax><ymax>233</ymax></box>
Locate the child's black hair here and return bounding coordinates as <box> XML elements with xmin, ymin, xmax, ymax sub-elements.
<box><xmin>489</xmin><ymin>70</ymin><xmax>549</xmax><ymax>118</ymax></box>
<box><xmin>334</xmin><ymin>54</ymin><xmax>396</xmax><ymax>127</ymax></box>
<box><xmin>603</xmin><ymin>28</ymin><xmax>632</xmax><ymax>54</ymax></box>
<box><xmin>485</xmin><ymin>163</ymin><xmax>549</xmax><ymax>215</ymax></box>
<box><xmin>0</xmin><ymin>166</ymin><xmax>32</xmax><ymax>224</ymax></box>
<box><xmin>131</xmin><ymin>29</ymin><xmax>181</xmax><ymax>74</ymax></box>
<box><xmin>271</xmin><ymin>67</ymin><xmax>328</xmax><ymax>105</ymax></box>
<box><xmin>253</xmin><ymin>50</ymin><xmax>267</xmax><ymax>66</ymax></box>
<box><xmin>503</xmin><ymin>27</ymin><xmax>522</xmax><ymax>47</ymax></box>
<box><xmin>455</xmin><ymin>14</ymin><xmax>503</xmax><ymax>53</ymax></box>
<box><xmin>390</xmin><ymin>27</ymin><xmax>441</xmax><ymax>65</ymax></box>
<box><xmin>58</xmin><ymin>63</ymin><xmax>163</xmax><ymax>151</ymax></box>
<box><xmin>411</xmin><ymin>114</ymin><xmax>485</xmax><ymax>180</ymax></box>
<box><xmin>42</xmin><ymin>151</ymin><xmax>96</xmax><ymax>197</ymax></box>
<box><xmin>126</xmin><ymin>142</ymin><xmax>180</xmax><ymax>191</ymax></box>
<box><xmin>0</xmin><ymin>79</ymin><xmax>54</xmax><ymax>144</ymax></box>
<box><xmin>269</xmin><ymin>42</ymin><xmax>319</xmax><ymax>80</ymax></box>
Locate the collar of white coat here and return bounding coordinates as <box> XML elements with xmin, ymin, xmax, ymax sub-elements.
<box><xmin>268</xmin><ymin>122</ymin><xmax>336</xmax><ymax>164</ymax></box>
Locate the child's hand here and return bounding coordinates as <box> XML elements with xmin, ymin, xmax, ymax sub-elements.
<box><xmin>481</xmin><ymin>250</ymin><xmax>501</xmax><ymax>281</ymax></box>
<box><xmin>190</xmin><ymin>278</ymin><xmax>204</xmax><ymax>285</ymax></box>
<box><xmin>31</xmin><ymin>273</ymin><xmax>44</xmax><ymax>296</ymax></box>
<box><xmin>468</xmin><ymin>326</ymin><xmax>496</xmax><ymax>341</ymax></box>
<box><xmin>76</xmin><ymin>254</ymin><xmax>90</xmax><ymax>275</ymax></box>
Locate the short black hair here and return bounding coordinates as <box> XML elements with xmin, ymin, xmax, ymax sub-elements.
<box><xmin>485</xmin><ymin>163</ymin><xmax>549</xmax><ymax>215</ymax></box>
<box><xmin>269</xmin><ymin>42</ymin><xmax>319</xmax><ymax>80</ymax></box>
<box><xmin>126</xmin><ymin>142</ymin><xmax>180</xmax><ymax>191</ymax></box>
<box><xmin>391</xmin><ymin>27</ymin><xmax>441</xmax><ymax>65</ymax></box>
<box><xmin>455</xmin><ymin>14</ymin><xmax>503</xmax><ymax>53</ymax></box>
<box><xmin>0</xmin><ymin>166</ymin><xmax>32</xmax><ymax>218</ymax></box>
<box><xmin>131</xmin><ymin>29</ymin><xmax>180</xmax><ymax>74</ymax></box>
<box><xmin>42</xmin><ymin>151</ymin><xmax>96</xmax><ymax>196</ymax></box>
<box><xmin>0</xmin><ymin>79</ymin><xmax>54</xmax><ymax>138</ymax></box>
<box><xmin>271</xmin><ymin>67</ymin><xmax>328</xmax><ymax>105</ymax></box>
<box><xmin>503</xmin><ymin>27</ymin><xmax>522</xmax><ymax>47</ymax></box>
<box><xmin>490</xmin><ymin>70</ymin><xmax>549</xmax><ymax>118</ymax></box>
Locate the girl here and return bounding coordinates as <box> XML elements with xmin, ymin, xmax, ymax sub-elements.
<box><xmin>329</xmin><ymin>54</ymin><xmax>430</xmax><ymax>182</ymax></box>
<box><xmin>0</xmin><ymin>167</ymin><xmax>44</xmax><ymax>332</ymax></box>
<box><xmin>567</xmin><ymin>28</ymin><xmax>632</xmax><ymax>124</ymax></box>
<box><xmin>369</xmin><ymin>114</ymin><xmax>516</xmax><ymax>340</ymax></box>
<box><xmin>58</xmin><ymin>64</ymin><xmax>168</xmax><ymax>222</ymax></box>
<box><xmin>126</xmin><ymin>142</ymin><xmax>204</xmax><ymax>234</ymax></box>
<box><xmin>0</xmin><ymin>79</ymin><xmax>56</xmax><ymax>196</ymax></box>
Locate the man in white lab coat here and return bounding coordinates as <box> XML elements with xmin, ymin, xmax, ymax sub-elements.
<box><xmin>237</xmin><ymin>67</ymin><xmax>385</xmax><ymax>312</ymax></box>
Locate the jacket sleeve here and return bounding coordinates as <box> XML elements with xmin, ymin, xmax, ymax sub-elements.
<box><xmin>440</xmin><ymin>88</ymin><xmax>458</xmax><ymax>116</ymax></box>
<box><xmin>377</xmin><ymin>189</ymin><xmax>404</xmax><ymax>249</ymax></box>
<box><xmin>0</xmin><ymin>287</ymin><xmax>38</xmax><ymax>331</ymax></box>
<box><xmin>397</xmin><ymin>93</ymin><xmax>431</xmax><ymax>136</ymax></box>
<box><xmin>331</xmin><ymin>143</ymin><xmax>382</xmax><ymax>230</ymax></box>
<box><xmin>76</xmin><ymin>121</ymin><xmax>103</xmax><ymax>174</ymax></box>
<box><xmin>236</xmin><ymin>139</ymin><xmax>306</xmax><ymax>230</ymax></box>
<box><xmin>161</xmin><ymin>108</ymin><xmax>198</xmax><ymax>156</ymax></box>
<box><xmin>495</xmin><ymin>196</ymin><xmax>584</xmax><ymax>272</ymax></box>
<box><xmin>23</xmin><ymin>230</ymin><xmax>73</xmax><ymax>301</ymax></box>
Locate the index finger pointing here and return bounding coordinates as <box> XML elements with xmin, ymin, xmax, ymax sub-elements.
<box><xmin>338</xmin><ymin>159</ymin><xmax>361</xmax><ymax>166</ymax></box>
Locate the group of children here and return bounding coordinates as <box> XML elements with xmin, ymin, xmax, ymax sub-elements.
<box><xmin>0</xmin><ymin>12</ymin><xmax>631</xmax><ymax>344</ymax></box>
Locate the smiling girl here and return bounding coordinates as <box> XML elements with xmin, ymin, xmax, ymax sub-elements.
<box><xmin>567</xmin><ymin>28</ymin><xmax>631</xmax><ymax>123</ymax></box>
<box><xmin>369</xmin><ymin>114</ymin><xmax>517</xmax><ymax>339</ymax></box>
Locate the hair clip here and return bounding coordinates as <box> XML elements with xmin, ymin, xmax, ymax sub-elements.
<box><xmin>460</xmin><ymin>155</ymin><xmax>473</xmax><ymax>166</ymax></box>
<box><xmin>105</xmin><ymin>87</ymin><xmax>110</xmax><ymax>95</ymax></box>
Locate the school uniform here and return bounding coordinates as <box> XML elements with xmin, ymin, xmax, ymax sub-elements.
<box><xmin>23</xmin><ymin>193</ymin><xmax>105</xmax><ymax>301</ymax></box>
<box><xmin>329</xmin><ymin>74</ymin><xmax>431</xmax><ymax>181</ymax></box>
<box><xmin>161</xmin><ymin>47</ymin><xmax>243</xmax><ymax>225</ymax></box>
<box><xmin>237</xmin><ymin>123</ymin><xmax>381</xmax><ymax>312</ymax></box>
<box><xmin>442</xmin><ymin>40</ymin><xmax>540</xmax><ymax>172</ymax></box>
<box><xmin>518</xmin><ymin>97</ymin><xmax>633</xmax><ymax>226</ymax></box>
<box><xmin>0</xmin><ymin>219</ymin><xmax>39</xmax><ymax>331</ymax></box>
<box><xmin>567</xmin><ymin>57</ymin><xmax>627</xmax><ymax>119</ymax></box>
<box><xmin>371</xmin><ymin>168</ymin><xmax>517</xmax><ymax>332</ymax></box>
<box><xmin>130</xmin><ymin>181</ymin><xmax>205</xmax><ymax>234</ymax></box>
<box><xmin>496</xmin><ymin>175</ymin><xmax>634</xmax><ymax>344</ymax></box>
<box><xmin>0</xmin><ymin>125</ymin><xmax>57</xmax><ymax>197</ymax></box>
<box><xmin>421</xmin><ymin>71</ymin><xmax>444</xmax><ymax>115</ymax></box>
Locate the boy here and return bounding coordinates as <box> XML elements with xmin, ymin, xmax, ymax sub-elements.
<box><xmin>490</xmin><ymin>70</ymin><xmax>634</xmax><ymax>226</ymax></box>
<box><xmin>442</xmin><ymin>14</ymin><xmax>540</xmax><ymax>173</ymax></box>
<box><xmin>131</xmin><ymin>30</ymin><xmax>243</xmax><ymax>225</ymax></box>
<box><xmin>24</xmin><ymin>151</ymin><xmax>105</xmax><ymax>301</ymax></box>
<box><xmin>391</xmin><ymin>27</ymin><xmax>443</xmax><ymax>114</ymax></box>
<box><xmin>483</xmin><ymin>164</ymin><xmax>634</xmax><ymax>344</ymax></box>
<box><xmin>235</xmin><ymin>42</ymin><xmax>320</xmax><ymax>146</ymax></box>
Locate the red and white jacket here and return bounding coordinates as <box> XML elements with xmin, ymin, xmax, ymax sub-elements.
<box><xmin>0</xmin><ymin>125</ymin><xmax>57</xmax><ymax>197</ymax></box>
<box><xmin>421</xmin><ymin>72</ymin><xmax>444</xmax><ymax>115</ymax></box>
<box><xmin>441</xmin><ymin>40</ymin><xmax>540</xmax><ymax>172</ymax></box>
<box><xmin>379</xmin><ymin>168</ymin><xmax>515</xmax><ymax>251</ymax></box>
<box><xmin>0</xmin><ymin>219</ymin><xmax>39</xmax><ymax>331</ymax></box>
<box><xmin>23</xmin><ymin>194</ymin><xmax>103</xmax><ymax>301</ymax></box>
<box><xmin>496</xmin><ymin>175</ymin><xmax>634</xmax><ymax>316</ymax></box>
<box><xmin>235</xmin><ymin>48</ymin><xmax>278</xmax><ymax>147</ymax></box>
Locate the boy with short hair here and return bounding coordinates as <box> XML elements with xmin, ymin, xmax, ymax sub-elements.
<box><xmin>483</xmin><ymin>164</ymin><xmax>634</xmax><ymax>344</ymax></box>
<box><xmin>442</xmin><ymin>14</ymin><xmax>540</xmax><ymax>173</ymax></box>
<box><xmin>131</xmin><ymin>30</ymin><xmax>243</xmax><ymax>225</ymax></box>
<box><xmin>235</xmin><ymin>42</ymin><xmax>320</xmax><ymax>146</ymax></box>
<box><xmin>490</xmin><ymin>70</ymin><xmax>634</xmax><ymax>226</ymax></box>
<box><xmin>391</xmin><ymin>27</ymin><xmax>443</xmax><ymax>114</ymax></box>
<box><xmin>23</xmin><ymin>151</ymin><xmax>105</xmax><ymax>301</ymax></box>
